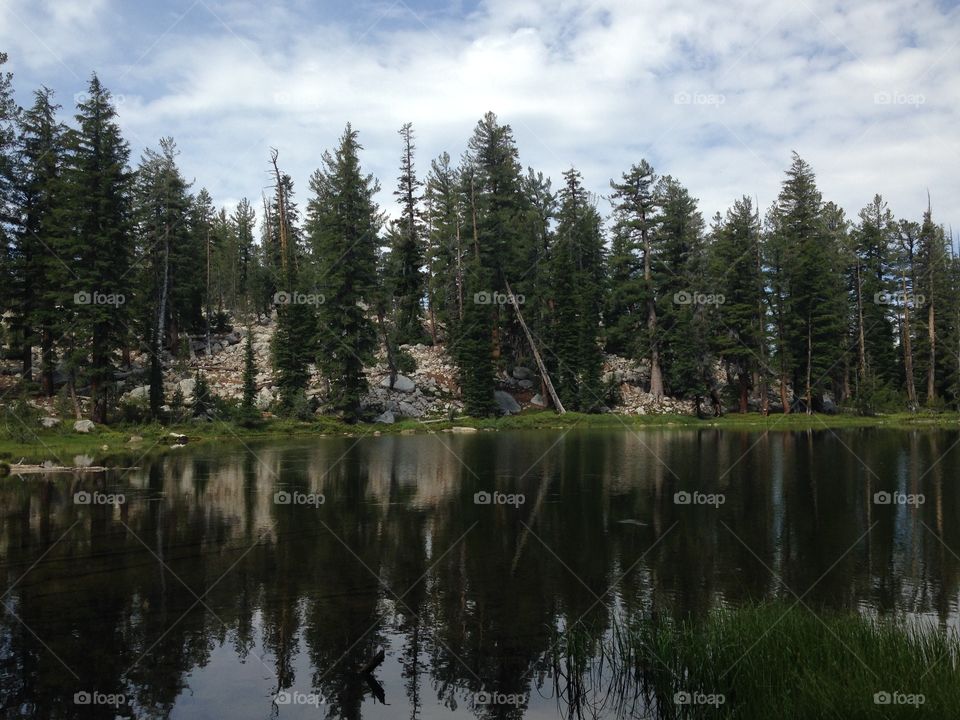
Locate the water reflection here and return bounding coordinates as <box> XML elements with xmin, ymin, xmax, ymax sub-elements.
<box><xmin>1</xmin><ymin>428</ymin><xmax>959</xmax><ymax>718</ymax></box>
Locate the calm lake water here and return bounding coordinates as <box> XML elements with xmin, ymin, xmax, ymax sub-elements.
<box><xmin>2</xmin><ymin>427</ymin><xmax>959</xmax><ymax>718</ymax></box>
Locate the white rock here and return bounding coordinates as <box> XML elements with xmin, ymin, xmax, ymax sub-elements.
<box><xmin>374</xmin><ymin>410</ymin><xmax>395</xmax><ymax>424</ymax></box>
<box><xmin>450</xmin><ymin>426</ymin><xmax>478</xmax><ymax>434</ymax></box>
<box><xmin>398</xmin><ymin>401</ymin><xmax>422</xmax><ymax>418</ymax></box>
<box><xmin>126</xmin><ymin>385</ymin><xmax>150</xmax><ymax>400</ymax></box>
<box><xmin>40</xmin><ymin>416</ymin><xmax>61</xmax><ymax>428</ymax></box>
<box><xmin>379</xmin><ymin>374</ymin><xmax>416</xmax><ymax>393</ymax></box>
<box><xmin>494</xmin><ymin>390</ymin><xmax>521</xmax><ymax>415</ymax></box>
<box><xmin>177</xmin><ymin>378</ymin><xmax>196</xmax><ymax>399</ymax></box>
<box><xmin>73</xmin><ymin>419</ymin><xmax>95</xmax><ymax>433</ymax></box>
<box><xmin>530</xmin><ymin>393</ymin><xmax>547</xmax><ymax>407</ymax></box>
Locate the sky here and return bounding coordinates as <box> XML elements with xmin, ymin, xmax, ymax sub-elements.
<box><xmin>0</xmin><ymin>0</ymin><xmax>958</xmax><ymax>235</ymax></box>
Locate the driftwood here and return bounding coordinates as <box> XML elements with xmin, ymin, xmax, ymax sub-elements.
<box><xmin>8</xmin><ymin>464</ymin><xmax>123</xmax><ymax>475</ymax></box>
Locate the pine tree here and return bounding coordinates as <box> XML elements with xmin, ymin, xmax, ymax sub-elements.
<box><xmin>13</xmin><ymin>87</ymin><xmax>67</xmax><ymax>396</ymax></box>
<box><xmin>192</xmin><ymin>368</ymin><xmax>211</xmax><ymax>418</ymax></box>
<box><xmin>239</xmin><ymin>326</ymin><xmax>259</xmax><ymax>426</ymax></box>
<box><xmin>268</xmin><ymin>153</ymin><xmax>315</xmax><ymax>411</ymax></box>
<box><xmin>0</xmin><ymin>54</ymin><xmax>19</xmax><ymax>335</ymax></box>
<box><xmin>609</xmin><ymin>160</ymin><xmax>664</xmax><ymax>397</ymax></box>
<box><xmin>133</xmin><ymin>137</ymin><xmax>192</xmax><ymax>418</ymax></box>
<box><xmin>913</xmin><ymin>200</ymin><xmax>950</xmax><ymax>405</ymax></box>
<box><xmin>453</xmin><ymin>113</ymin><xmax>529</xmax><ymax>416</ymax></box>
<box><xmin>423</xmin><ymin>152</ymin><xmax>463</xmax><ymax>341</ymax></box>
<box><xmin>710</xmin><ymin>197</ymin><xmax>765</xmax><ymax>412</ymax></box>
<box><xmin>308</xmin><ymin>125</ymin><xmax>381</xmax><ymax>421</ymax></box>
<box><xmin>519</xmin><ymin>168</ymin><xmax>556</xmax><ymax>349</ymax></box>
<box><xmin>549</xmin><ymin>168</ymin><xmax>604</xmax><ymax>410</ymax></box>
<box><xmin>766</xmin><ymin>153</ymin><xmax>845</xmax><ymax>412</ymax></box>
<box><xmin>390</xmin><ymin>122</ymin><xmax>426</xmax><ymax>344</ymax></box>
<box><xmin>851</xmin><ymin>195</ymin><xmax>899</xmax><ymax>397</ymax></box>
<box><xmin>456</xmin><ymin>252</ymin><xmax>498</xmax><ymax>415</ymax></box>
<box><xmin>821</xmin><ymin>201</ymin><xmax>851</xmax><ymax>405</ymax></box>
<box><xmin>63</xmin><ymin>75</ymin><xmax>134</xmax><ymax>423</ymax></box>
<box><xmin>942</xmin><ymin>236</ymin><xmax>960</xmax><ymax>408</ymax></box>
<box><xmin>604</xmin><ymin>224</ymin><xmax>644</xmax><ymax>356</ymax></box>
<box><xmin>192</xmin><ymin>187</ymin><xmax>216</xmax><ymax>354</ymax></box>
<box><xmin>654</xmin><ymin>176</ymin><xmax>709</xmax><ymax>401</ymax></box>
<box><xmin>893</xmin><ymin>219</ymin><xmax>920</xmax><ymax>407</ymax></box>
<box><xmin>231</xmin><ymin>197</ymin><xmax>256</xmax><ymax>306</ymax></box>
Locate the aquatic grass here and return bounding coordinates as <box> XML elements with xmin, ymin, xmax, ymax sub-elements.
<box><xmin>550</xmin><ymin>603</ymin><xmax>960</xmax><ymax>718</ymax></box>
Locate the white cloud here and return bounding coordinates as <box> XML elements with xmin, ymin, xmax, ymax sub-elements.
<box><xmin>0</xmin><ymin>0</ymin><xmax>110</xmax><ymax>78</ymax></box>
<box><xmin>1</xmin><ymin>0</ymin><xmax>958</xmax><ymax>231</ymax></box>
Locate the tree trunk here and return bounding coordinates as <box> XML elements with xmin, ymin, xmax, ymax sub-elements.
<box><xmin>69</xmin><ymin>374</ymin><xmax>82</xmax><ymax>420</ymax></box>
<box><xmin>427</xmin><ymin>301</ymin><xmax>437</xmax><ymax>345</ymax></box>
<box><xmin>756</xmin><ymin>240</ymin><xmax>769</xmax><ymax>416</ymax></box>
<box><xmin>927</xmin><ymin>299</ymin><xmax>936</xmax><ymax>403</ymax></box>
<box><xmin>377</xmin><ymin>311</ymin><xmax>398</xmax><ymax>387</ymax></box>
<box><xmin>205</xmin><ymin>226</ymin><xmax>212</xmax><ymax>357</ymax></box>
<box><xmin>805</xmin><ymin>313</ymin><xmax>813</xmax><ymax>415</ymax></box>
<box><xmin>642</xmin><ymin>213</ymin><xmax>664</xmax><ymax>399</ymax></box>
<box><xmin>40</xmin><ymin>328</ymin><xmax>54</xmax><ymax>397</ymax></box>
<box><xmin>455</xmin><ymin>218</ymin><xmax>464</xmax><ymax>321</ymax></box>
<box><xmin>648</xmin><ymin>321</ymin><xmax>664</xmax><ymax>399</ymax></box>
<box><xmin>901</xmin><ymin>268</ymin><xmax>917</xmax><ymax>407</ymax></box>
<box><xmin>738</xmin><ymin>372</ymin><xmax>749</xmax><ymax>413</ymax></box>
<box><xmin>21</xmin><ymin>344</ymin><xmax>31</xmax><ymax>383</ymax></box>
<box><xmin>855</xmin><ymin>259</ymin><xmax>866</xmax><ymax>392</ymax></box>
<box><xmin>710</xmin><ymin>387</ymin><xmax>723</xmax><ymax>417</ymax></box>
<box><xmin>776</xmin><ymin>297</ymin><xmax>790</xmax><ymax>414</ymax></box>
<box><xmin>152</xmin><ymin>225</ymin><xmax>171</xmax><ymax>417</ymax></box>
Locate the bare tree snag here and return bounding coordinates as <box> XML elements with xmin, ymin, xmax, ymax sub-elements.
<box><xmin>504</xmin><ymin>278</ymin><xmax>565</xmax><ymax>414</ymax></box>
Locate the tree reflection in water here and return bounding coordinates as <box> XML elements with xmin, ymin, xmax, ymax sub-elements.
<box><xmin>1</xmin><ymin>428</ymin><xmax>958</xmax><ymax>718</ymax></box>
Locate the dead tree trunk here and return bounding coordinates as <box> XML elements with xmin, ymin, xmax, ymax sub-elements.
<box><xmin>855</xmin><ymin>258</ymin><xmax>866</xmax><ymax>388</ymax></box>
<box><xmin>504</xmin><ymin>278</ymin><xmax>565</xmax><ymax>414</ymax></box>
<box><xmin>901</xmin><ymin>268</ymin><xmax>917</xmax><ymax>407</ymax></box>
<box><xmin>642</xmin><ymin>209</ymin><xmax>664</xmax><ymax>398</ymax></box>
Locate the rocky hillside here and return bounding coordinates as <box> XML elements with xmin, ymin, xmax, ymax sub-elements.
<box><xmin>3</xmin><ymin>316</ymin><xmax>697</xmax><ymax>421</ymax></box>
<box><xmin>132</xmin><ymin>318</ymin><xmax>695</xmax><ymax>419</ymax></box>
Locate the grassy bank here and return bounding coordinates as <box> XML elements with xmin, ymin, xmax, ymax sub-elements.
<box><xmin>554</xmin><ymin>603</ymin><xmax>960</xmax><ymax>718</ymax></box>
<box><xmin>2</xmin><ymin>409</ymin><xmax>959</xmax><ymax>466</ymax></box>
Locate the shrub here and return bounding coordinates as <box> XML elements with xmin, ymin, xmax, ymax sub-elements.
<box><xmin>1</xmin><ymin>398</ymin><xmax>43</xmax><ymax>443</ymax></box>
<box><xmin>116</xmin><ymin>395</ymin><xmax>151</xmax><ymax>424</ymax></box>
<box><xmin>192</xmin><ymin>370</ymin><xmax>212</xmax><ymax>418</ymax></box>
<box><xmin>396</xmin><ymin>349</ymin><xmax>417</xmax><ymax>374</ymax></box>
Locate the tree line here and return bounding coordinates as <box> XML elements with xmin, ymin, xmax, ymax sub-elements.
<box><xmin>1</xmin><ymin>58</ymin><xmax>958</xmax><ymax>424</ymax></box>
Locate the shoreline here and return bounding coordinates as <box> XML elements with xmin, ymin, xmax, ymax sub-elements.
<box><xmin>2</xmin><ymin>409</ymin><xmax>959</xmax><ymax>468</ymax></box>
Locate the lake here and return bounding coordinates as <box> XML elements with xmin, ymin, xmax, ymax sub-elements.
<box><xmin>1</xmin><ymin>427</ymin><xmax>958</xmax><ymax>718</ymax></box>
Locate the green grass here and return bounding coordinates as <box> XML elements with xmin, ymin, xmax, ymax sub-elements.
<box><xmin>1</xmin><ymin>409</ymin><xmax>959</xmax><ymax>465</ymax></box>
<box><xmin>553</xmin><ymin>603</ymin><xmax>960</xmax><ymax>718</ymax></box>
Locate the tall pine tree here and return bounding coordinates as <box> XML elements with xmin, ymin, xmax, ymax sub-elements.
<box><xmin>766</xmin><ymin>153</ymin><xmax>845</xmax><ymax>412</ymax></box>
<box><xmin>609</xmin><ymin>160</ymin><xmax>664</xmax><ymax>397</ymax></box>
<box><xmin>13</xmin><ymin>87</ymin><xmax>67</xmax><ymax>395</ymax></box>
<box><xmin>389</xmin><ymin>122</ymin><xmax>426</xmax><ymax>345</ymax></box>
<box><xmin>64</xmin><ymin>75</ymin><xmax>134</xmax><ymax>423</ymax></box>
<box><xmin>133</xmin><ymin>137</ymin><xmax>192</xmax><ymax>417</ymax></box>
<box><xmin>548</xmin><ymin>168</ymin><xmax>604</xmax><ymax>410</ymax></box>
<box><xmin>709</xmin><ymin>197</ymin><xmax>765</xmax><ymax>413</ymax></box>
<box><xmin>308</xmin><ymin>125</ymin><xmax>382</xmax><ymax>421</ymax></box>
